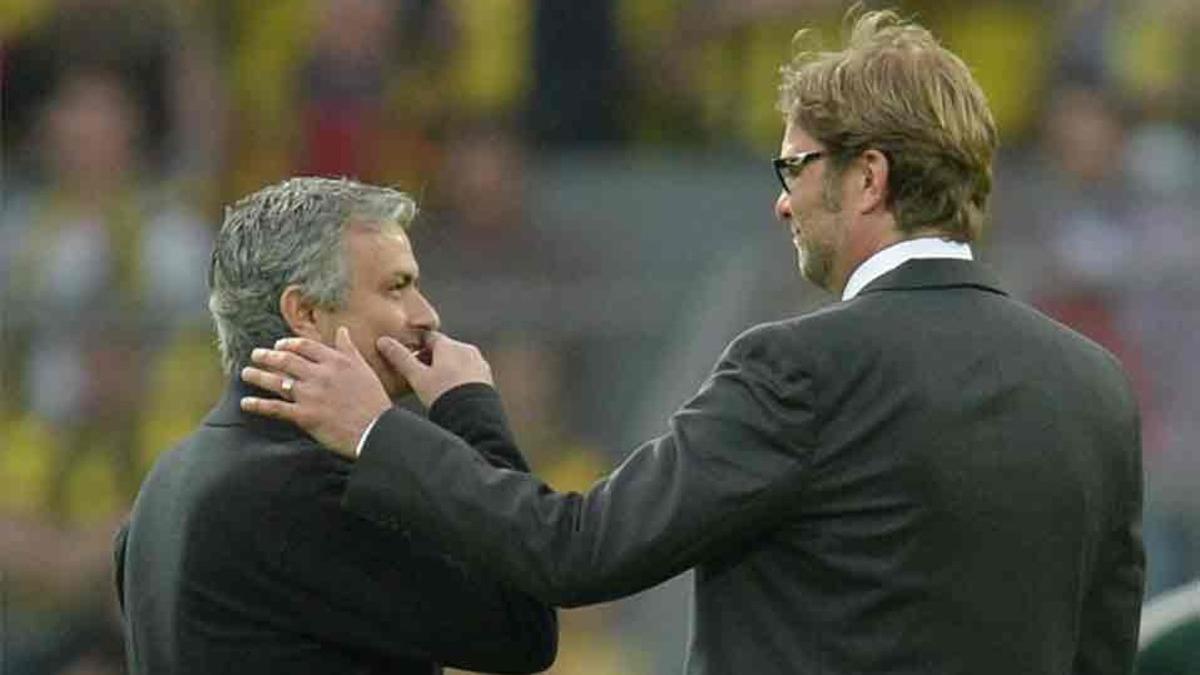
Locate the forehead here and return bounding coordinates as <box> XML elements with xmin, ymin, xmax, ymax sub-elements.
<box><xmin>781</xmin><ymin>124</ymin><xmax>820</xmax><ymax>154</ymax></box>
<box><xmin>344</xmin><ymin>221</ymin><xmax>417</xmax><ymax>274</ymax></box>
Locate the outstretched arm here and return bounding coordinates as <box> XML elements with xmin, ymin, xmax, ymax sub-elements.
<box><xmin>243</xmin><ymin>328</ymin><xmax>817</xmax><ymax>606</ymax></box>
<box><xmin>265</xmin><ymin>450</ymin><xmax>557</xmax><ymax>673</ymax></box>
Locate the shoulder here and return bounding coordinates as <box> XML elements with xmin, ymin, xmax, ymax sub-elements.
<box><xmin>723</xmin><ymin>300</ymin><xmax>870</xmax><ymax>370</ymax></box>
<box><xmin>711</xmin><ymin>314</ymin><xmax>839</xmax><ymax>408</ymax></box>
<box><xmin>141</xmin><ymin>427</ymin><xmax>350</xmax><ymax>529</ymax></box>
<box><xmin>1030</xmin><ymin>310</ymin><xmax>1140</xmax><ymax>416</ymax></box>
<box><xmin>248</xmin><ymin>436</ymin><xmax>354</xmax><ymax>510</ymax></box>
<box><xmin>126</xmin><ymin>429</ymin><xmax>343</xmax><ymax>579</ymax></box>
<box><xmin>968</xmin><ymin>293</ymin><xmax>1137</xmax><ymax>389</ymax></box>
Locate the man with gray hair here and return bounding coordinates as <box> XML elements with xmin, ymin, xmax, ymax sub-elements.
<box><xmin>114</xmin><ymin>177</ymin><xmax>557</xmax><ymax>674</ymax></box>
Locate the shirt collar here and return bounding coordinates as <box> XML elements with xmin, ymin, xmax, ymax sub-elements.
<box><xmin>841</xmin><ymin>237</ymin><xmax>974</xmax><ymax>301</ymax></box>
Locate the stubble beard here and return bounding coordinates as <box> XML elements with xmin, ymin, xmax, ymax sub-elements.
<box><xmin>794</xmin><ymin>220</ymin><xmax>835</xmax><ymax>291</ymax></box>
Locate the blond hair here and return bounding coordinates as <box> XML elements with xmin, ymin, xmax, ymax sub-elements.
<box><xmin>777</xmin><ymin>9</ymin><xmax>998</xmax><ymax>241</ymax></box>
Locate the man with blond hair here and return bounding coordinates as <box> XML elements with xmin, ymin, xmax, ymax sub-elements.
<box><xmin>244</xmin><ymin>11</ymin><xmax>1144</xmax><ymax>674</ymax></box>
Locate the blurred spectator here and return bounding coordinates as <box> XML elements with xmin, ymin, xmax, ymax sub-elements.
<box><xmin>2</xmin><ymin>0</ymin><xmax>225</xmax><ymax>208</ymax></box>
<box><xmin>484</xmin><ymin>336</ymin><xmax>647</xmax><ymax>675</ymax></box>
<box><xmin>297</xmin><ymin>0</ymin><xmax>453</xmax><ymax>180</ymax></box>
<box><xmin>988</xmin><ymin>80</ymin><xmax>1200</xmax><ymax>597</ymax></box>
<box><xmin>412</xmin><ymin>122</ymin><xmax>595</xmax><ymax>339</ymax></box>
<box><xmin>926</xmin><ymin>0</ymin><xmax>1051</xmax><ymax>139</ymax></box>
<box><xmin>528</xmin><ymin>0</ymin><xmax>626</xmax><ymax>145</ymax></box>
<box><xmin>990</xmin><ymin>85</ymin><xmax>1140</xmax><ymax>296</ymax></box>
<box><xmin>223</xmin><ymin>0</ymin><xmax>458</xmax><ymax>197</ymax></box>
<box><xmin>487</xmin><ymin>335</ymin><xmax>607</xmax><ymax>491</ymax></box>
<box><xmin>444</xmin><ymin>0</ymin><xmax>532</xmax><ymax>120</ymax></box>
<box><xmin>988</xmin><ymin>85</ymin><xmax>1155</xmax><ymax>452</ymax></box>
<box><xmin>2</xmin><ymin>0</ymin><xmax>173</xmax><ymax>174</ymax></box>
<box><xmin>1121</xmin><ymin>117</ymin><xmax>1200</xmax><ymax>597</ymax></box>
<box><xmin>614</xmin><ymin>0</ymin><xmax>830</xmax><ymax>150</ymax></box>
<box><xmin>0</xmin><ymin>66</ymin><xmax>212</xmax><ymax>674</ymax></box>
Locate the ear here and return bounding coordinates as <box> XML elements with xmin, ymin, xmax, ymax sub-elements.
<box><xmin>279</xmin><ymin>285</ymin><xmax>324</xmax><ymax>340</ymax></box>
<box><xmin>855</xmin><ymin>149</ymin><xmax>890</xmax><ymax>215</ymax></box>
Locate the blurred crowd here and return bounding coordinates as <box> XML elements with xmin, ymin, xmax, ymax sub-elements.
<box><xmin>1</xmin><ymin>0</ymin><xmax>1197</xmax><ymax>673</ymax></box>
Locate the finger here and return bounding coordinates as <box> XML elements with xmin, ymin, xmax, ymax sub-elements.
<box><xmin>240</xmin><ymin>396</ymin><xmax>301</xmax><ymax>423</ymax></box>
<box><xmin>334</xmin><ymin>326</ymin><xmax>367</xmax><ymax>364</ymax></box>
<box><xmin>273</xmin><ymin>336</ymin><xmax>339</xmax><ymax>363</ymax></box>
<box><xmin>240</xmin><ymin>366</ymin><xmax>299</xmax><ymax>397</ymax></box>
<box><xmin>431</xmin><ymin>333</ymin><xmax>482</xmax><ymax>362</ymax></box>
<box><xmin>250</xmin><ymin>348</ymin><xmax>317</xmax><ymax>379</ymax></box>
<box><xmin>423</xmin><ymin>330</ymin><xmax>445</xmax><ymax>350</ymax></box>
<box><xmin>378</xmin><ymin>335</ymin><xmax>423</xmax><ymax>378</ymax></box>
<box><xmin>414</xmin><ymin>330</ymin><xmax>441</xmax><ymax>365</ymax></box>
<box><xmin>428</xmin><ymin>331</ymin><xmax>465</xmax><ymax>358</ymax></box>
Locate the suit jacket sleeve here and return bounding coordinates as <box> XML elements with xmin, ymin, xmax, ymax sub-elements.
<box><xmin>1073</xmin><ymin>396</ymin><xmax>1146</xmax><ymax>675</ymax></box>
<box><xmin>267</xmin><ymin>440</ymin><xmax>556</xmax><ymax>672</ymax></box>
<box><xmin>427</xmin><ymin>383</ymin><xmax>531</xmax><ymax>473</ymax></box>
<box><xmin>344</xmin><ymin>326</ymin><xmax>818</xmax><ymax>606</ymax></box>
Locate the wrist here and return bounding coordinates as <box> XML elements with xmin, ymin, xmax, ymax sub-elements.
<box><xmin>428</xmin><ymin>382</ymin><xmax>498</xmax><ymax>426</ymax></box>
<box><xmin>353</xmin><ymin>411</ymin><xmax>388</xmax><ymax>459</ymax></box>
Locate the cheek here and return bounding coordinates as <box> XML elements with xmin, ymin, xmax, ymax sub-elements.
<box><xmin>792</xmin><ymin>187</ymin><xmax>823</xmax><ymax>218</ymax></box>
<box><xmin>792</xmin><ymin>199</ymin><xmax>820</xmax><ymax>234</ymax></box>
<box><xmin>356</xmin><ymin>333</ymin><xmax>399</xmax><ymax>389</ymax></box>
<box><xmin>359</xmin><ymin>299</ymin><xmax>403</xmax><ymax>334</ymax></box>
<box><xmin>377</xmin><ymin>312</ymin><xmax>412</xmax><ymax>341</ymax></box>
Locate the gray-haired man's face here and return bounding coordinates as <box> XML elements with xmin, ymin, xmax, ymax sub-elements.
<box><xmin>313</xmin><ymin>222</ymin><xmax>440</xmax><ymax>397</ymax></box>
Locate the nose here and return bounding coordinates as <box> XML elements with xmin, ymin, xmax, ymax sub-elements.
<box><xmin>409</xmin><ymin>290</ymin><xmax>441</xmax><ymax>332</ymax></box>
<box><xmin>774</xmin><ymin>190</ymin><xmax>792</xmax><ymax>222</ymax></box>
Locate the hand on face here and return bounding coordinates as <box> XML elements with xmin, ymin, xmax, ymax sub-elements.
<box><xmin>308</xmin><ymin>225</ymin><xmax>441</xmax><ymax>399</ymax></box>
<box><xmin>240</xmin><ymin>326</ymin><xmax>391</xmax><ymax>458</ymax></box>
<box><xmin>330</xmin><ymin>322</ymin><xmax>429</xmax><ymax>397</ymax></box>
<box><xmin>377</xmin><ymin>331</ymin><xmax>494</xmax><ymax>409</ymax></box>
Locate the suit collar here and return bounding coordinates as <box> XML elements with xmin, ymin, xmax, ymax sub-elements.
<box><xmin>856</xmin><ymin>258</ymin><xmax>1008</xmax><ymax>297</ymax></box>
<box><xmin>842</xmin><ymin>238</ymin><xmax>973</xmax><ymax>300</ymax></box>
<box><xmin>204</xmin><ymin>379</ymin><xmax>312</xmax><ymax>442</ymax></box>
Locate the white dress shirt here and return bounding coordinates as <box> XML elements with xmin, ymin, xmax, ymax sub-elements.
<box><xmin>841</xmin><ymin>237</ymin><xmax>974</xmax><ymax>301</ymax></box>
<box><xmin>356</xmin><ymin>416</ymin><xmax>379</xmax><ymax>457</ymax></box>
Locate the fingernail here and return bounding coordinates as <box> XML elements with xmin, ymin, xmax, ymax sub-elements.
<box><xmin>274</xmin><ymin>338</ymin><xmax>288</xmax><ymax>349</ymax></box>
<box><xmin>241</xmin><ymin>366</ymin><xmax>251</xmax><ymax>379</ymax></box>
<box><xmin>251</xmin><ymin>348</ymin><xmax>265</xmax><ymax>360</ymax></box>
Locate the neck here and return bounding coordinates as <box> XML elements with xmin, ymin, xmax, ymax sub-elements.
<box><xmin>831</xmin><ymin>224</ymin><xmax>953</xmax><ymax>296</ymax></box>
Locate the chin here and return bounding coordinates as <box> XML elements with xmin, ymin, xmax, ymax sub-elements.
<box><xmin>795</xmin><ymin>248</ymin><xmax>816</xmax><ymax>282</ymax></box>
<box><xmin>799</xmin><ymin>254</ymin><xmax>834</xmax><ymax>291</ymax></box>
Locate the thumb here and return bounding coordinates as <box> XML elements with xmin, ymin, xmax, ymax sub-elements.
<box><xmin>335</xmin><ymin>326</ymin><xmax>366</xmax><ymax>363</ymax></box>
<box><xmin>378</xmin><ymin>335</ymin><xmax>422</xmax><ymax>378</ymax></box>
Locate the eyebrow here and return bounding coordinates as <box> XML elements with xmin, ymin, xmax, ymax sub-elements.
<box><xmin>390</xmin><ymin>269</ymin><xmax>418</xmax><ymax>284</ymax></box>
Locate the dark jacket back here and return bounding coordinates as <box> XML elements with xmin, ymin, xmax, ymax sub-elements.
<box><xmin>116</xmin><ymin>383</ymin><xmax>556</xmax><ymax>674</ymax></box>
<box><xmin>684</xmin><ymin>260</ymin><xmax>1144</xmax><ymax>673</ymax></box>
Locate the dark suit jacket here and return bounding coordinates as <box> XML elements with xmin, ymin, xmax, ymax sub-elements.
<box><xmin>342</xmin><ymin>260</ymin><xmax>1144</xmax><ymax>674</ymax></box>
<box><xmin>114</xmin><ymin>380</ymin><xmax>556</xmax><ymax>674</ymax></box>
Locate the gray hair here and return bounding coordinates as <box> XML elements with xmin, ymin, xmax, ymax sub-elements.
<box><xmin>208</xmin><ymin>176</ymin><xmax>417</xmax><ymax>375</ymax></box>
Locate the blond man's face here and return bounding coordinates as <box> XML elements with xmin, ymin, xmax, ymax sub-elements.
<box><xmin>774</xmin><ymin>125</ymin><xmax>847</xmax><ymax>291</ymax></box>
